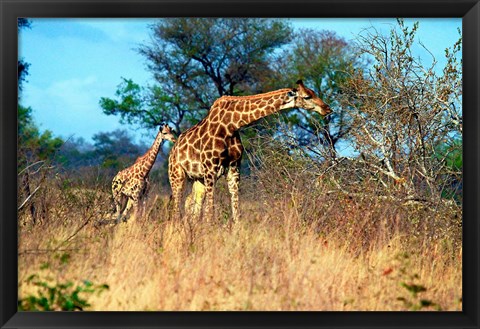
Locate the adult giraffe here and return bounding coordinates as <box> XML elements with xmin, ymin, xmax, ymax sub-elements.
<box><xmin>168</xmin><ymin>80</ymin><xmax>332</xmax><ymax>222</ymax></box>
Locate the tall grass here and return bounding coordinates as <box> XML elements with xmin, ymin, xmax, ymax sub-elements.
<box><xmin>18</xmin><ymin>169</ymin><xmax>462</xmax><ymax>311</ymax></box>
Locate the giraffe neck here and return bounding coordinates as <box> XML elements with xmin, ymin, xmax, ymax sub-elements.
<box><xmin>136</xmin><ymin>129</ymin><xmax>164</xmax><ymax>176</ymax></box>
<box><xmin>214</xmin><ymin>89</ymin><xmax>294</xmax><ymax>132</ymax></box>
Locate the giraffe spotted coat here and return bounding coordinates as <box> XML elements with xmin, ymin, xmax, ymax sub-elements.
<box><xmin>168</xmin><ymin>80</ymin><xmax>332</xmax><ymax>222</ymax></box>
<box><xmin>112</xmin><ymin>124</ymin><xmax>175</xmax><ymax>223</ymax></box>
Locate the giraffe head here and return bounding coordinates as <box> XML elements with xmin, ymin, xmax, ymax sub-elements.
<box><xmin>288</xmin><ymin>80</ymin><xmax>333</xmax><ymax>117</ymax></box>
<box><xmin>161</xmin><ymin>124</ymin><xmax>176</xmax><ymax>143</ymax></box>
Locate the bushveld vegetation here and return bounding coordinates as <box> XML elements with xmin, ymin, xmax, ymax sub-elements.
<box><xmin>17</xmin><ymin>159</ymin><xmax>462</xmax><ymax>310</ymax></box>
<box><xmin>18</xmin><ymin>18</ymin><xmax>462</xmax><ymax>311</ymax></box>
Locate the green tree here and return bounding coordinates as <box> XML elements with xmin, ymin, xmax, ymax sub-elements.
<box><xmin>434</xmin><ymin>137</ymin><xmax>462</xmax><ymax>201</ymax></box>
<box><xmin>18</xmin><ymin>20</ymin><xmax>66</xmax><ymax>224</ymax></box>
<box><xmin>100</xmin><ymin>18</ymin><xmax>293</xmax><ymax>133</ymax></box>
<box><xmin>266</xmin><ymin>29</ymin><xmax>363</xmax><ymax>159</ymax></box>
<box><xmin>99</xmin><ymin>78</ymin><xmax>165</xmax><ymax>129</ymax></box>
<box><xmin>55</xmin><ymin>137</ymin><xmax>95</xmax><ymax>169</ymax></box>
<box><xmin>17</xmin><ymin>20</ymin><xmax>63</xmax><ymax>173</ymax></box>
<box><xmin>18</xmin><ymin>106</ymin><xmax>64</xmax><ymax>171</ymax></box>
<box><xmin>18</xmin><ymin>106</ymin><xmax>64</xmax><ymax>224</ymax></box>
<box><xmin>18</xmin><ymin>18</ymin><xmax>32</xmax><ymax>92</ymax></box>
<box><xmin>91</xmin><ymin>129</ymin><xmax>146</xmax><ymax>172</ymax></box>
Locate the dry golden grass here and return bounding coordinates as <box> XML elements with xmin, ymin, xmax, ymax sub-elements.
<box><xmin>18</xmin><ymin>177</ymin><xmax>462</xmax><ymax>311</ymax></box>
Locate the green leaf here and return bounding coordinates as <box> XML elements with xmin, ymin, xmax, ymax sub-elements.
<box><xmin>63</xmin><ymin>300</ymin><xmax>75</xmax><ymax>311</ymax></box>
<box><xmin>401</xmin><ymin>282</ymin><xmax>427</xmax><ymax>297</ymax></box>
<box><xmin>59</xmin><ymin>253</ymin><xmax>71</xmax><ymax>265</ymax></box>
<box><xmin>38</xmin><ymin>297</ymin><xmax>50</xmax><ymax>310</ymax></box>
<box><xmin>40</xmin><ymin>263</ymin><xmax>50</xmax><ymax>270</ymax></box>
<box><xmin>419</xmin><ymin>299</ymin><xmax>434</xmax><ymax>307</ymax></box>
<box><xmin>26</xmin><ymin>274</ymin><xmax>38</xmax><ymax>283</ymax></box>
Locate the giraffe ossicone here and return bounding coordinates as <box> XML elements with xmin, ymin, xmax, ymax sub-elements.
<box><xmin>168</xmin><ymin>80</ymin><xmax>332</xmax><ymax>223</ymax></box>
<box><xmin>112</xmin><ymin>124</ymin><xmax>176</xmax><ymax>224</ymax></box>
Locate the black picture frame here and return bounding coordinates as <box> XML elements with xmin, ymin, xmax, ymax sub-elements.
<box><xmin>1</xmin><ymin>0</ymin><xmax>478</xmax><ymax>328</ymax></box>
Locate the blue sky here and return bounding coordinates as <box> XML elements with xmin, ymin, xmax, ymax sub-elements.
<box><xmin>18</xmin><ymin>18</ymin><xmax>461</xmax><ymax>145</ymax></box>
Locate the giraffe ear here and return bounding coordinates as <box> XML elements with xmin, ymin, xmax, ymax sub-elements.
<box><xmin>161</xmin><ymin>124</ymin><xmax>171</xmax><ymax>134</ymax></box>
<box><xmin>288</xmin><ymin>89</ymin><xmax>297</xmax><ymax>97</ymax></box>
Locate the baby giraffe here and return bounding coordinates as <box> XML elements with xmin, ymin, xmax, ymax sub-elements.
<box><xmin>112</xmin><ymin>124</ymin><xmax>176</xmax><ymax>223</ymax></box>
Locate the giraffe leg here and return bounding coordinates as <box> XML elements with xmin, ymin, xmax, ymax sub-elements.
<box><xmin>226</xmin><ymin>132</ymin><xmax>243</xmax><ymax>224</ymax></box>
<box><xmin>227</xmin><ymin>165</ymin><xmax>240</xmax><ymax>223</ymax></box>
<box><xmin>114</xmin><ymin>202</ymin><xmax>122</xmax><ymax>223</ymax></box>
<box><xmin>203</xmin><ymin>172</ymin><xmax>216</xmax><ymax>222</ymax></box>
<box><xmin>112</xmin><ymin>175</ymin><xmax>128</xmax><ymax>223</ymax></box>
<box><xmin>169</xmin><ymin>168</ymin><xmax>186</xmax><ymax>221</ymax></box>
<box><xmin>136</xmin><ymin>182</ymin><xmax>148</xmax><ymax>219</ymax></box>
<box><xmin>141</xmin><ymin>177</ymin><xmax>150</xmax><ymax>199</ymax></box>
<box><xmin>113</xmin><ymin>193</ymin><xmax>127</xmax><ymax>224</ymax></box>
<box><xmin>185</xmin><ymin>180</ymin><xmax>206</xmax><ymax>219</ymax></box>
<box><xmin>121</xmin><ymin>197</ymin><xmax>137</xmax><ymax>223</ymax></box>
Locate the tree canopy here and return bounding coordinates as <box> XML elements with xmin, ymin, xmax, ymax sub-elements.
<box><xmin>100</xmin><ymin>18</ymin><xmax>359</xmax><ymax>156</ymax></box>
<box><xmin>264</xmin><ymin>29</ymin><xmax>362</xmax><ymax>157</ymax></box>
<box><xmin>101</xmin><ymin>18</ymin><xmax>293</xmax><ymax>134</ymax></box>
<box><xmin>18</xmin><ymin>18</ymin><xmax>32</xmax><ymax>92</ymax></box>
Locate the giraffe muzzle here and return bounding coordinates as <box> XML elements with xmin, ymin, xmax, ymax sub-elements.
<box><xmin>323</xmin><ymin>105</ymin><xmax>333</xmax><ymax>116</ymax></box>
